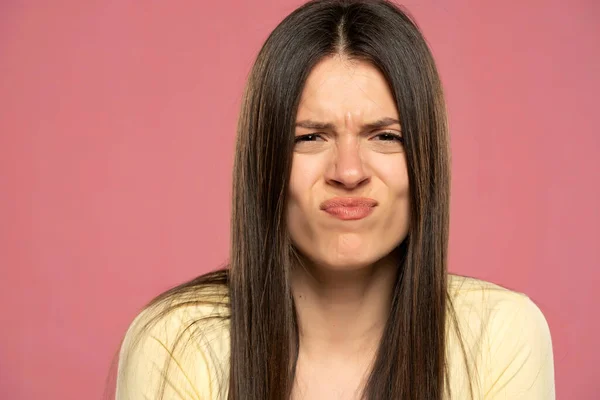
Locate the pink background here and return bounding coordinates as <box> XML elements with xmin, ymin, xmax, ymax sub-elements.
<box><xmin>1</xmin><ymin>0</ymin><xmax>598</xmax><ymax>398</ymax></box>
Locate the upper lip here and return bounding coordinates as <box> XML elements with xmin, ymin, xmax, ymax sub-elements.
<box><xmin>319</xmin><ymin>197</ymin><xmax>378</xmax><ymax>210</ymax></box>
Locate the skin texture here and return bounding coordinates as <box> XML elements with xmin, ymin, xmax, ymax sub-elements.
<box><xmin>288</xmin><ymin>56</ymin><xmax>410</xmax><ymax>399</ymax></box>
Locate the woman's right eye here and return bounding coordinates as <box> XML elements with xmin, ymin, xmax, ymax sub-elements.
<box><xmin>294</xmin><ymin>134</ymin><xmax>323</xmax><ymax>143</ymax></box>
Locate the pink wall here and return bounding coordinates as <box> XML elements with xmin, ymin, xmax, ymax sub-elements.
<box><xmin>1</xmin><ymin>1</ymin><xmax>598</xmax><ymax>398</ymax></box>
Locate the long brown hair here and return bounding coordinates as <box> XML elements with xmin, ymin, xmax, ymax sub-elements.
<box><xmin>112</xmin><ymin>1</ymin><xmax>474</xmax><ymax>399</ymax></box>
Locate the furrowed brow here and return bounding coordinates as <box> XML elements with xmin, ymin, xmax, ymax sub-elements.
<box><xmin>295</xmin><ymin>120</ymin><xmax>335</xmax><ymax>130</ymax></box>
<box><xmin>294</xmin><ymin>117</ymin><xmax>400</xmax><ymax>131</ymax></box>
<box><xmin>362</xmin><ymin>117</ymin><xmax>401</xmax><ymax>131</ymax></box>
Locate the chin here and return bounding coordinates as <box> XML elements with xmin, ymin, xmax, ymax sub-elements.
<box><xmin>291</xmin><ymin>234</ymin><xmax>403</xmax><ymax>272</ymax></box>
<box><xmin>313</xmin><ymin>249</ymin><xmax>385</xmax><ymax>271</ymax></box>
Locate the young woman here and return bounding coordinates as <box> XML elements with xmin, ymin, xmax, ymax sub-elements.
<box><xmin>114</xmin><ymin>1</ymin><xmax>555</xmax><ymax>399</ymax></box>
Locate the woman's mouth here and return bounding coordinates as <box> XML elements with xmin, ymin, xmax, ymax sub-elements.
<box><xmin>319</xmin><ymin>197</ymin><xmax>378</xmax><ymax>220</ymax></box>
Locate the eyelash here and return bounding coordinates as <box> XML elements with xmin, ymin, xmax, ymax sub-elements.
<box><xmin>294</xmin><ymin>132</ymin><xmax>404</xmax><ymax>143</ymax></box>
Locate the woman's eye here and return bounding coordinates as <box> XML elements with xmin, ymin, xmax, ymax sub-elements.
<box><xmin>294</xmin><ymin>134</ymin><xmax>323</xmax><ymax>143</ymax></box>
<box><xmin>374</xmin><ymin>132</ymin><xmax>404</xmax><ymax>142</ymax></box>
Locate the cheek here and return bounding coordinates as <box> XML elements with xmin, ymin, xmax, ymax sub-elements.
<box><xmin>384</xmin><ymin>168</ymin><xmax>409</xmax><ymax>199</ymax></box>
<box><xmin>287</xmin><ymin>154</ymin><xmax>325</xmax><ymax>207</ymax></box>
<box><xmin>370</xmin><ymin>153</ymin><xmax>409</xmax><ymax>194</ymax></box>
<box><xmin>372</xmin><ymin>154</ymin><xmax>411</xmax><ymax>228</ymax></box>
<box><xmin>286</xmin><ymin>155</ymin><xmax>322</xmax><ymax>233</ymax></box>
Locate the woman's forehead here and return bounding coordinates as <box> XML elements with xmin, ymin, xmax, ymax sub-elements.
<box><xmin>297</xmin><ymin>56</ymin><xmax>399</xmax><ymax>126</ymax></box>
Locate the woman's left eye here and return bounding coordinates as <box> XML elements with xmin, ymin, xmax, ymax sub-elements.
<box><xmin>373</xmin><ymin>132</ymin><xmax>404</xmax><ymax>142</ymax></box>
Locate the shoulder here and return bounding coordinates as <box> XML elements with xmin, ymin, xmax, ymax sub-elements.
<box><xmin>447</xmin><ymin>273</ymin><xmax>552</xmax><ymax>350</ymax></box>
<box><xmin>446</xmin><ymin>274</ymin><xmax>555</xmax><ymax>399</ymax></box>
<box><xmin>116</xmin><ymin>283</ymin><xmax>231</xmax><ymax>400</ymax></box>
<box><xmin>125</xmin><ymin>283</ymin><xmax>231</xmax><ymax>356</ymax></box>
<box><xmin>447</xmin><ymin>274</ymin><xmax>550</xmax><ymax>337</ymax></box>
<box><xmin>448</xmin><ymin>274</ymin><xmax>532</xmax><ymax>318</ymax></box>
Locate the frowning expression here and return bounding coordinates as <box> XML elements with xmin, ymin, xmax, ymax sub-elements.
<box><xmin>286</xmin><ymin>56</ymin><xmax>410</xmax><ymax>270</ymax></box>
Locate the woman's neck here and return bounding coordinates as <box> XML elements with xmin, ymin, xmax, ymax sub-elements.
<box><xmin>291</xmin><ymin>252</ymin><xmax>399</xmax><ymax>358</ymax></box>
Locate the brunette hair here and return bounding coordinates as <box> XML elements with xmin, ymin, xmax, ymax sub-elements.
<box><xmin>111</xmin><ymin>1</ymin><xmax>474</xmax><ymax>399</ymax></box>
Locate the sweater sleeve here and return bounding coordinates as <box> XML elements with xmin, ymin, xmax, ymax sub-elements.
<box><xmin>115</xmin><ymin>306</ymin><xmax>218</xmax><ymax>400</ymax></box>
<box><xmin>483</xmin><ymin>294</ymin><xmax>555</xmax><ymax>399</ymax></box>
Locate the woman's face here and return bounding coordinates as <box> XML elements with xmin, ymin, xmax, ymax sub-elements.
<box><xmin>287</xmin><ymin>56</ymin><xmax>410</xmax><ymax>271</ymax></box>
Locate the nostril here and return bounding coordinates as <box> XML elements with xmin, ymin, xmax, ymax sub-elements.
<box><xmin>329</xmin><ymin>175</ymin><xmax>370</xmax><ymax>190</ymax></box>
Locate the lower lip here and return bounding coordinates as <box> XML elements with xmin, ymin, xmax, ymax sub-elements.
<box><xmin>323</xmin><ymin>206</ymin><xmax>374</xmax><ymax>220</ymax></box>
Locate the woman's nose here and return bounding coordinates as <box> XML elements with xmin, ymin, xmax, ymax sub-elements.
<box><xmin>324</xmin><ymin>138</ymin><xmax>370</xmax><ymax>190</ymax></box>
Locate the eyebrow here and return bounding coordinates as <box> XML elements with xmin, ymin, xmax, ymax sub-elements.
<box><xmin>295</xmin><ymin>117</ymin><xmax>401</xmax><ymax>131</ymax></box>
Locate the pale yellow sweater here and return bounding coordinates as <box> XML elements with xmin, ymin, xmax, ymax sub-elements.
<box><xmin>116</xmin><ymin>275</ymin><xmax>555</xmax><ymax>399</ymax></box>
